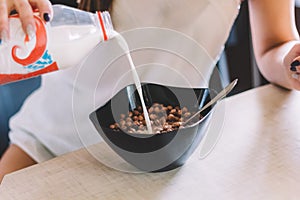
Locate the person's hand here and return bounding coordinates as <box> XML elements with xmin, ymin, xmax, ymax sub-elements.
<box><xmin>283</xmin><ymin>42</ymin><xmax>300</xmax><ymax>90</ymax></box>
<box><xmin>0</xmin><ymin>0</ymin><xmax>53</xmax><ymax>43</ymax></box>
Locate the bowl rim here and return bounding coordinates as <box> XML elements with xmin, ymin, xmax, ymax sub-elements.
<box><xmin>91</xmin><ymin>82</ymin><xmax>215</xmax><ymax>137</ymax></box>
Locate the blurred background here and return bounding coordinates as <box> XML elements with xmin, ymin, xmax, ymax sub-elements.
<box><xmin>217</xmin><ymin>1</ymin><xmax>266</xmax><ymax>95</ymax></box>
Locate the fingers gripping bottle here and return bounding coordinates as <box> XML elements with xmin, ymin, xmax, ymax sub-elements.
<box><xmin>0</xmin><ymin>4</ymin><xmax>115</xmax><ymax>85</ymax></box>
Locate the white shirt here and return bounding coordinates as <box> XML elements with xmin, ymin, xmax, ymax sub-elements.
<box><xmin>9</xmin><ymin>0</ymin><xmax>241</xmax><ymax>162</ymax></box>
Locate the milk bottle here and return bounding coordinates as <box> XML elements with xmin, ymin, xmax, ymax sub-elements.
<box><xmin>0</xmin><ymin>4</ymin><xmax>115</xmax><ymax>85</ymax></box>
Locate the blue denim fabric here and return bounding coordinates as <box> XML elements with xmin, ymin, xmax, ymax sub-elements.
<box><xmin>0</xmin><ymin>77</ymin><xmax>41</xmax><ymax>157</ymax></box>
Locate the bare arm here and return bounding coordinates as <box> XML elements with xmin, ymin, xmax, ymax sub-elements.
<box><xmin>248</xmin><ymin>0</ymin><xmax>300</xmax><ymax>90</ymax></box>
<box><xmin>0</xmin><ymin>144</ymin><xmax>36</xmax><ymax>184</ymax></box>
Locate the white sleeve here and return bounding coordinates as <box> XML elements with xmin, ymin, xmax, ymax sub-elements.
<box><xmin>9</xmin><ymin>127</ymin><xmax>55</xmax><ymax>163</ymax></box>
<box><xmin>8</xmin><ymin>67</ymin><xmax>103</xmax><ymax>163</ymax></box>
<box><xmin>8</xmin><ymin>82</ymin><xmax>58</xmax><ymax>163</ymax></box>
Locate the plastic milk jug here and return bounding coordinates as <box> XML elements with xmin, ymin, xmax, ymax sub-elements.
<box><xmin>0</xmin><ymin>4</ymin><xmax>115</xmax><ymax>85</ymax></box>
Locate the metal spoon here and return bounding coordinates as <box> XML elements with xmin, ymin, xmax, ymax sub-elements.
<box><xmin>182</xmin><ymin>79</ymin><xmax>238</xmax><ymax>127</ymax></box>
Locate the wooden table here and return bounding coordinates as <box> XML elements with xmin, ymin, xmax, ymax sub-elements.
<box><xmin>1</xmin><ymin>84</ymin><xmax>300</xmax><ymax>199</ymax></box>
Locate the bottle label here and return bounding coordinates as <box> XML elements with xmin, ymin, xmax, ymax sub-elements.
<box><xmin>0</xmin><ymin>15</ymin><xmax>58</xmax><ymax>85</ymax></box>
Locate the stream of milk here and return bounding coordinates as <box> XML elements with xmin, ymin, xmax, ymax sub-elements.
<box><xmin>115</xmin><ymin>33</ymin><xmax>153</xmax><ymax>134</ymax></box>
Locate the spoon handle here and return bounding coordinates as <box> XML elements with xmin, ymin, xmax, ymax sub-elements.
<box><xmin>182</xmin><ymin>79</ymin><xmax>238</xmax><ymax>126</ymax></box>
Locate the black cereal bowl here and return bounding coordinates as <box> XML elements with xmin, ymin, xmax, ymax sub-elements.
<box><xmin>89</xmin><ymin>83</ymin><xmax>215</xmax><ymax>172</ymax></box>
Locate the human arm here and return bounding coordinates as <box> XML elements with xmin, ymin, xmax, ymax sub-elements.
<box><xmin>0</xmin><ymin>0</ymin><xmax>53</xmax><ymax>41</ymax></box>
<box><xmin>0</xmin><ymin>144</ymin><xmax>36</xmax><ymax>183</ymax></box>
<box><xmin>248</xmin><ymin>0</ymin><xmax>300</xmax><ymax>90</ymax></box>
